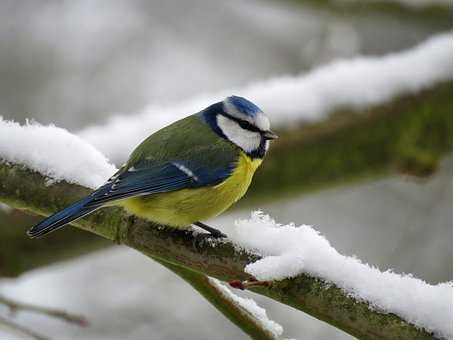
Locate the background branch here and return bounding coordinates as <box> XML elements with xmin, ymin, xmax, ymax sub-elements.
<box><xmin>0</xmin><ymin>295</ymin><xmax>87</xmax><ymax>326</ymax></box>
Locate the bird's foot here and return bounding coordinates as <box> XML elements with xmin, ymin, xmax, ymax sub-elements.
<box><xmin>194</xmin><ymin>221</ymin><xmax>227</xmax><ymax>238</ymax></box>
<box><xmin>228</xmin><ymin>279</ymin><xmax>271</xmax><ymax>290</ymax></box>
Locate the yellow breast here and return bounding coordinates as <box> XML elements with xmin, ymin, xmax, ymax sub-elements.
<box><xmin>120</xmin><ymin>152</ymin><xmax>262</xmax><ymax>227</ymax></box>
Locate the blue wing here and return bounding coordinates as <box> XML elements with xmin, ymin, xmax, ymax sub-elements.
<box><xmin>89</xmin><ymin>114</ymin><xmax>240</xmax><ymax>205</ymax></box>
<box><xmin>28</xmin><ymin>160</ymin><xmax>235</xmax><ymax>238</ymax></box>
<box><xmin>87</xmin><ymin>158</ymin><xmax>236</xmax><ymax>205</ymax></box>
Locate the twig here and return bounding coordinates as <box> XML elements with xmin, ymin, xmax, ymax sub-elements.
<box><xmin>0</xmin><ymin>295</ymin><xmax>88</xmax><ymax>326</ymax></box>
<box><xmin>0</xmin><ymin>315</ymin><xmax>48</xmax><ymax>340</ymax></box>
<box><xmin>229</xmin><ymin>279</ymin><xmax>272</xmax><ymax>290</ymax></box>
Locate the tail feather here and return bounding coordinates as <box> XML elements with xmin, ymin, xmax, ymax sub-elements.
<box><xmin>27</xmin><ymin>196</ymin><xmax>100</xmax><ymax>238</ymax></box>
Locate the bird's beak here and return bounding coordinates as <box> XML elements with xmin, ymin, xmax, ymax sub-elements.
<box><xmin>263</xmin><ymin>130</ymin><xmax>278</xmax><ymax>140</ymax></box>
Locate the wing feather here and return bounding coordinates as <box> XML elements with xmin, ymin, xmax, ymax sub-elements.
<box><xmin>87</xmin><ymin>159</ymin><xmax>236</xmax><ymax>206</ymax></box>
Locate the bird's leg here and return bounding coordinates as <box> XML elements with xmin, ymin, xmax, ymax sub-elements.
<box><xmin>194</xmin><ymin>221</ymin><xmax>227</xmax><ymax>238</ymax></box>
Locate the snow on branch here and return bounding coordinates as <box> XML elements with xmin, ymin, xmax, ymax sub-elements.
<box><xmin>208</xmin><ymin>278</ymin><xmax>283</xmax><ymax>339</ymax></box>
<box><xmin>0</xmin><ymin>118</ymin><xmax>116</xmax><ymax>189</ymax></box>
<box><xmin>229</xmin><ymin>212</ymin><xmax>453</xmax><ymax>339</ymax></box>
<box><xmin>78</xmin><ymin>31</ymin><xmax>453</xmax><ymax>162</ymax></box>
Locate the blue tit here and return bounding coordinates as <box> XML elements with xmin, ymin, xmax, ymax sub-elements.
<box><xmin>28</xmin><ymin>96</ymin><xmax>277</xmax><ymax>238</ymax></box>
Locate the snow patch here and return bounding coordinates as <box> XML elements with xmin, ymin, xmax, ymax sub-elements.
<box><xmin>0</xmin><ymin>203</ymin><xmax>12</xmax><ymax>213</ymax></box>
<box><xmin>0</xmin><ymin>118</ymin><xmax>117</xmax><ymax>189</ymax></box>
<box><xmin>228</xmin><ymin>211</ymin><xmax>453</xmax><ymax>339</ymax></box>
<box><xmin>208</xmin><ymin>277</ymin><xmax>283</xmax><ymax>338</ymax></box>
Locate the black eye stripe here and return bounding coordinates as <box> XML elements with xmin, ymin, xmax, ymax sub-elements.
<box><xmin>221</xmin><ymin>112</ymin><xmax>263</xmax><ymax>133</ymax></box>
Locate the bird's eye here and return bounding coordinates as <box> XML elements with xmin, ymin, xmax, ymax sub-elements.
<box><xmin>237</xmin><ymin>119</ymin><xmax>260</xmax><ymax>133</ymax></box>
<box><xmin>221</xmin><ymin>112</ymin><xmax>262</xmax><ymax>133</ymax></box>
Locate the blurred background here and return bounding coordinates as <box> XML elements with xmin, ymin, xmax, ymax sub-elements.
<box><xmin>1</xmin><ymin>0</ymin><xmax>453</xmax><ymax>339</ymax></box>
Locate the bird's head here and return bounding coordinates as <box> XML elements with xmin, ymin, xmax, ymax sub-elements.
<box><xmin>202</xmin><ymin>96</ymin><xmax>277</xmax><ymax>159</ymax></box>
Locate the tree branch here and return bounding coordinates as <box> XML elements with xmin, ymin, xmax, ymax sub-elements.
<box><xmin>156</xmin><ymin>259</ymin><xmax>280</xmax><ymax>340</ymax></box>
<box><xmin>0</xmin><ymin>161</ymin><xmax>438</xmax><ymax>339</ymax></box>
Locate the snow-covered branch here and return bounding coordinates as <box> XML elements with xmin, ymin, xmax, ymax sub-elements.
<box><xmin>208</xmin><ymin>278</ymin><xmax>283</xmax><ymax>339</ymax></box>
<box><xmin>0</xmin><ymin>118</ymin><xmax>116</xmax><ymax>189</ymax></box>
<box><xmin>0</xmin><ymin>159</ymin><xmax>438</xmax><ymax>339</ymax></box>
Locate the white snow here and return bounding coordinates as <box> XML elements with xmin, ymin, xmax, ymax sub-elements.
<box><xmin>0</xmin><ymin>203</ymin><xmax>12</xmax><ymax>213</ymax></box>
<box><xmin>208</xmin><ymin>277</ymin><xmax>283</xmax><ymax>338</ymax></box>
<box><xmin>0</xmin><ymin>118</ymin><xmax>117</xmax><ymax>189</ymax></box>
<box><xmin>228</xmin><ymin>211</ymin><xmax>453</xmax><ymax>339</ymax></box>
<box><xmin>78</xmin><ymin>30</ymin><xmax>453</xmax><ymax>162</ymax></box>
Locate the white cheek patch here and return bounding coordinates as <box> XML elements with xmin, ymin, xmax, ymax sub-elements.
<box><xmin>217</xmin><ymin>115</ymin><xmax>261</xmax><ymax>153</ymax></box>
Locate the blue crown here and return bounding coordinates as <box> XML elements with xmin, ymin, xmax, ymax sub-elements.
<box><xmin>225</xmin><ymin>96</ymin><xmax>262</xmax><ymax>118</ymax></box>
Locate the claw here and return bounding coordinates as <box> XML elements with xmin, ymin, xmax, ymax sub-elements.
<box><xmin>194</xmin><ymin>221</ymin><xmax>227</xmax><ymax>238</ymax></box>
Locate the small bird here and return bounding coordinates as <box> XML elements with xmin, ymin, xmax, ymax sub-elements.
<box><xmin>28</xmin><ymin>96</ymin><xmax>277</xmax><ymax>238</ymax></box>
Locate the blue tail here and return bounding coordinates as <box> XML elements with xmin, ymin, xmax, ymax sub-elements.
<box><xmin>27</xmin><ymin>195</ymin><xmax>101</xmax><ymax>238</ymax></box>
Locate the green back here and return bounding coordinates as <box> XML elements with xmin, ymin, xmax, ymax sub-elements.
<box><xmin>126</xmin><ymin>114</ymin><xmax>240</xmax><ymax>175</ymax></box>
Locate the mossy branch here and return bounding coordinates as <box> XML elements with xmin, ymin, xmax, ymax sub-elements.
<box><xmin>0</xmin><ymin>161</ymin><xmax>439</xmax><ymax>340</ymax></box>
